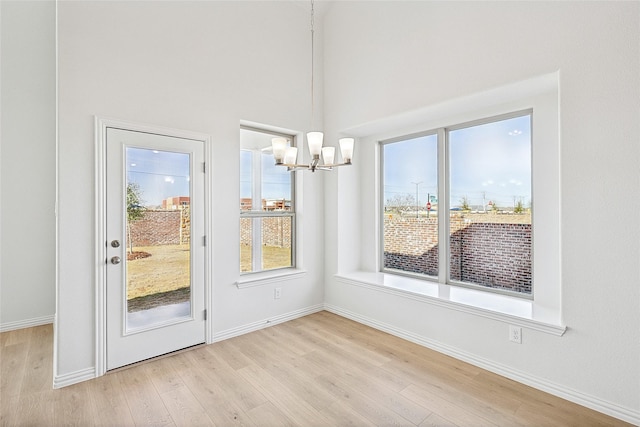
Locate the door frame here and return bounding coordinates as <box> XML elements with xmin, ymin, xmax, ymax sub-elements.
<box><xmin>95</xmin><ymin>116</ymin><xmax>213</xmax><ymax>376</ymax></box>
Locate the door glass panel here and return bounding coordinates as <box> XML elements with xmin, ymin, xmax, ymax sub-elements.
<box><xmin>125</xmin><ymin>147</ymin><xmax>192</xmax><ymax>331</ymax></box>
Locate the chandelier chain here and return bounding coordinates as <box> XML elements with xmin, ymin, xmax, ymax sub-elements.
<box><xmin>310</xmin><ymin>0</ymin><xmax>315</xmax><ymax>130</ymax></box>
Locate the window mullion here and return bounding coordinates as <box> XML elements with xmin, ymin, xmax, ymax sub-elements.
<box><xmin>438</xmin><ymin>127</ymin><xmax>449</xmax><ymax>285</ymax></box>
<box><xmin>251</xmin><ymin>150</ymin><xmax>262</xmax><ymax>271</ymax></box>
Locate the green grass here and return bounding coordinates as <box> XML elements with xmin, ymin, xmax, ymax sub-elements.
<box><xmin>240</xmin><ymin>244</ymin><xmax>292</xmax><ymax>272</ymax></box>
<box><xmin>126</xmin><ymin>244</ymin><xmax>292</xmax><ymax>301</ymax></box>
<box><xmin>126</xmin><ymin>245</ymin><xmax>190</xmax><ymax>300</ymax></box>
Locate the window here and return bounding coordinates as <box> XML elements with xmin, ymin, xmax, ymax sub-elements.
<box><xmin>240</xmin><ymin>127</ymin><xmax>295</xmax><ymax>274</ymax></box>
<box><xmin>382</xmin><ymin>111</ymin><xmax>532</xmax><ymax>297</ymax></box>
<box><xmin>382</xmin><ymin>133</ymin><xmax>439</xmax><ymax>277</ymax></box>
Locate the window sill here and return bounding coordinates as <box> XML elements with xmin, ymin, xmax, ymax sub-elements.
<box><xmin>334</xmin><ymin>272</ymin><xmax>566</xmax><ymax>336</ymax></box>
<box><xmin>236</xmin><ymin>269</ymin><xmax>307</xmax><ymax>289</ymax></box>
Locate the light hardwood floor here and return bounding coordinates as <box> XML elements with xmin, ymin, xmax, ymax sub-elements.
<box><xmin>0</xmin><ymin>311</ymin><xmax>631</xmax><ymax>426</ymax></box>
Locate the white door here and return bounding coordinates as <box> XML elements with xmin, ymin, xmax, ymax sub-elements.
<box><xmin>105</xmin><ymin>127</ymin><xmax>205</xmax><ymax>370</ymax></box>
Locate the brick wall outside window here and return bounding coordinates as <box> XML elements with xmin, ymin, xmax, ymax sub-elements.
<box><xmin>384</xmin><ymin>212</ymin><xmax>532</xmax><ymax>294</ymax></box>
<box><xmin>127</xmin><ymin>208</ymin><xmax>190</xmax><ymax>247</ymax></box>
<box><xmin>240</xmin><ymin>217</ymin><xmax>292</xmax><ymax>248</ymax></box>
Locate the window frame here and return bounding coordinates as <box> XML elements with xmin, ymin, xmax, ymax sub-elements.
<box><xmin>240</xmin><ymin>125</ymin><xmax>297</xmax><ymax>276</ymax></box>
<box><xmin>379</xmin><ymin>129</ymin><xmax>440</xmax><ymax>281</ymax></box>
<box><xmin>380</xmin><ymin>109</ymin><xmax>534</xmax><ymax>299</ymax></box>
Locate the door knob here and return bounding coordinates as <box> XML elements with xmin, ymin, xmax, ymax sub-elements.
<box><xmin>110</xmin><ymin>256</ymin><xmax>121</xmax><ymax>265</ymax></box>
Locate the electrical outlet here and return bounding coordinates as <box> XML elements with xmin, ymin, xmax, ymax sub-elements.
<box><xmin>274</xmin><ymin>287</ymin><xmax>282</xmax><ymax>299</ymax></box>
<box><xmin>509</xmin><ymin>325</ymin><xmax>522</xmax><ymax>344</ymax></box>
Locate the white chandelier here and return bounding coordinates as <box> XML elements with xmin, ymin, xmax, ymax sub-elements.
<box><xmin>271</xmin><ymin>0</ymin><xmax>354</xmax><ymax>172</ymax></box>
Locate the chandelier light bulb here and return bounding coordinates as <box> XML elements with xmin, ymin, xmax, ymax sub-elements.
<box><xmin>271</xmin><ymin>137</ymin><xmax>288</xmax><ymax>164</ymax></box>
<box><xmin>307</xmin><ymin>132</ymin><xmax>324</xmax><ymax>158</ymax></box>
<box><xmin>284</xmin><ymin>146</ymin><xmax>298</xmax><ymax>165</ymax></box>
<box><xmin>339</xmin><ymin>137</ymin><xmax>355</xmax><ymax>163</ymax></box>
<box><xmin>322</xmin><ymin>147</ymin><xmax>335</xmax><ymax>165</ymax></box>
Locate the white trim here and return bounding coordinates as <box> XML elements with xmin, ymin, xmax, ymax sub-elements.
<box><xmin>0</xmin><ymin>315</ymin><xmax>55</xmax><ymax>332</ymax></box>
<box><xmin>324</xmin><ymin>304</ymin><xmax>639</xmax><ymax>426</ymax></box>
<box><xmin>335</xmin><ymin>272</ymin><xmax>565</xmax><ymax>336</ymax></box>
<box><xmin>236</xmin><ymin>269</ymin><xmax>307</xmax><ymax>289</ymax></box>
<box><xmin>95</xmin><ymin>116</ymin><xmax>107</xmax><ymax>376</ymax></box>
<box><xmin>205</xmin><ymin>128</ymin><xmax>214</xmax><ymax>344</ymax></box>
<box><xmin>94</xmin><ymin>116</ymin><xmax>212</xmax><ymax>375</ymax></box>
<box><xmin>213</xmin><ymin>304</ymin><xmax>323</xmax><ymax>342</ymax></box>
<box><xmin>53</xmin><ymin>0</ymin><xmax>60</xmax><ymax>392</ymax></box>
<box><xmin>53</xmin><ymin>367</ymin><xmax>96</xmax><ymax>389</ymax></box>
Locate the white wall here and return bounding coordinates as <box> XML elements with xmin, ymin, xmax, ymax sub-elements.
<box><xmin>56</xmin><ymin>1</ymin><xmax>325</xmax><ymax>381</ymax></box>
<box><xmin>0</xmin><ymin>1</ymin><xmax>56</xmax><ymax>331</ymax></box>
<box><xmin>6</xmin><ymin>1</ymin><xmax>640</xmax><ymax>421</ymax></box>
<box><xmin>323</xmin><ymin>1</ymin><xmax>640</xmax><ymax>423</ymax></box>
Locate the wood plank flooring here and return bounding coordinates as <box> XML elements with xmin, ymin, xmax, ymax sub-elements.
<box><xmin>0</xmin><ymin>311</ymin><xmax>631</xmax><ymax>426</ymax></box>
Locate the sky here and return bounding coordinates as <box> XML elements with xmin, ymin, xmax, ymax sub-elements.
<box><xmin>240</xmin><ymin>150</ymin><xmax>292</xmax><ymax>202</ymax></box>
<box><xmin>240</xmin><ymin>127</ymin><xmax>293</xmax><ymax>206</ymax></box>
<box><xmin>384</xmin><ymin>114</ymin><xmax>532</xmax><ymax>210</ymax></box>
<box><xmin>127</xmin><ymin>114</ymin><xmax>530</xmax><ymax>210</ymax></box>
<box><xmin>126</xmin><ymin>147</ymin><xmax>191</xmax><ymax>207</ymax></box>
<box><xmin>383</xmin><ymin>134</ymin><xmax>438</xmax><ymax>207</ymax></box>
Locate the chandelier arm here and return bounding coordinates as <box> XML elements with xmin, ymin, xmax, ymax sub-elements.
<box><xmin>275</xmin><ymin>161</ymin><xmax>352</xmax><ymax>169</ymax></box>
<box><xmin>321</xmin><ymin>162</ymin><xmax>352</xmax><ymax>168</ymax></box>
<box><xmin>281</xmin><ymin>163</ymin><xmax>311</xmax><ymax>169</ymax></box>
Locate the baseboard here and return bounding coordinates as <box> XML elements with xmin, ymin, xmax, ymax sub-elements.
<box><xmin>324</xmin><ymin>304</ymin><xmax>640</xmax><ymax>426</ymax></box>
<box><xmin>0</xmin><ymin>314</ymin><xmax>54</xmax><ymax>332</ymax></box>
<box><xmin>53</xmin><ymin>367</ymin><xmax>96</xmax><ymax>389</ymax></box>
<box><xmin>213</xmin><ymin>304</ymin><xmax>324</xmax><ymax>342</ymax></box>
